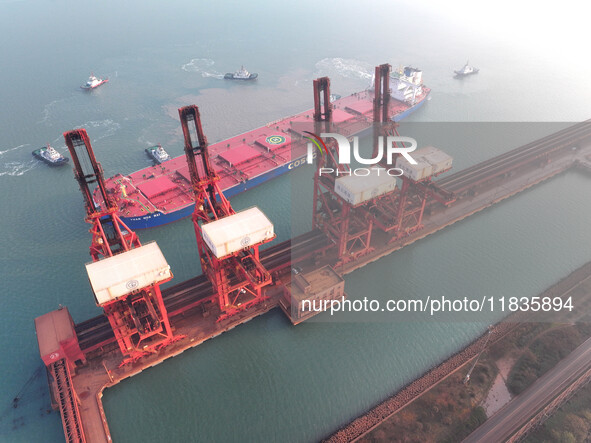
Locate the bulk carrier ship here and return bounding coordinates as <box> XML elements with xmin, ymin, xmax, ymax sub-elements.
<box><xmin>95</xmin><ymin>66</ymin><xmax>430</xmax><ymax>229</ymax></box>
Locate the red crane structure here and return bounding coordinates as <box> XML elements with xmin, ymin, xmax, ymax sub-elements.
<box><xmin>311</xmin><ymin>65</ymin><xmax>455</xmax><ymax>264</ymax></box>
<box><xmin>368</xmin><ymin>64</ymin><xmax>455</xmax><ymax>240</ymax></box>
<box><xmin>311</xmin><ymin>76</ymin><xmax>375</xmax><ymax>262</ymax></box>
<box><xmin>64</xmin><ymin>129</ymin><xmax>178</xmax><ymax>364</ymax></box>
<box><xmin>178</xmin><ymin>105</ymin><xmax>276</xmax><ymax>320</ymax></box>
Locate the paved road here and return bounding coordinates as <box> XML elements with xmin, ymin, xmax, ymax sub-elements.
<box><xmin>463</xmin><ymin>336</ymin><xmax>591</xmax><ymax>442</ymax></box>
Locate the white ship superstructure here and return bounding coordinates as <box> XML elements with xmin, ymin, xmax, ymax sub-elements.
<box><xmin>390</xmin><ymin>66</ymin><xmax>424</xmax><ymax>105</ymax></box>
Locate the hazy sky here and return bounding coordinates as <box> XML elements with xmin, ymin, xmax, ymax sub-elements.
<box><xmin>419</xmin><ymin>0</ymin><xmax>590</xmax><ymax>59</ymax></box>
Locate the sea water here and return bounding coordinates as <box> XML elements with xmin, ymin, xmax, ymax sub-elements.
<box><xmin>1</xmin><ymin>0</ymin><xmax>590</xmax><ymax>441</ymax></box>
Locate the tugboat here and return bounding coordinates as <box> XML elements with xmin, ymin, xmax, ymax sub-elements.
<box><xmin>145</xmin><ymin>144</ymin><xmax>170</xmax><ymax>164</ymax></box>
<box><xmin>454</xmin><ymin>62</ymin><xmax>479</xmax><ymax>77</ymax></box>
<box><xmin>224</xmin><ymin>66</ymin><xmax>258</xmax><ymax>80</ymax></box>
<box><xmin>32</xmin><ymin>144</ymin><xmax>69</xmax><ymax>166</ymax></box>
<box><xmin>81</xmin><ymin>73</ymin><xmax>109</xmax><ymax>90</ymax></box>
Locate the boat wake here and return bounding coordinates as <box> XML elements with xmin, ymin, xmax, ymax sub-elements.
<box><xmin>75</xmin><ymin>119</ymin><xmax>121</xmax><ymax>141</ymax></box>
<box><xmin>0</xmin><ymin>144</ymin><xmax>27</xmax><ymax>156</ymax></box>
<box><xmin>38</xmin><ymin>98</ymin><xmax>69</xmax><ymax>125</ymax></box>
<box><xmin>0</xmin><ymin>160</ymin><xmax>37</xmax><ymax>177</ymax></box>
<box><xmin>137</xmin><ymin>136</ymin><xmax>156</xmax><ymax>147</ymax></box>
<box><xmin>181</xmin><ymin>58</ymin><xmax>224</xmax><ymax>79</ymax></box>
<box><xmin>0</xmin><ymin>143</ymin><xmax>37</xmax><ymax>177</ymax></box>
<box><xmin>315</xmin><ymin>58</ymin><xmax>373</xmax><ymax>80</ymax></box>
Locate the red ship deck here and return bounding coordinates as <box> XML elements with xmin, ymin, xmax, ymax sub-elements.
<box><xmin>95</xmin><ymin>88</ymin><xmax>430</xmax><ymax>220</ymax></box>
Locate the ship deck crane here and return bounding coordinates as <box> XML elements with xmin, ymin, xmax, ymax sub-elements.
<box><xmin>178</xmin><ymin>105</ymin><xmax>276</xmax><ymax>320</ymax></box>
<box><xmin>64</xmin><ymin>129</ymin><xmax>178</xmax><ymax>364</ymax></box>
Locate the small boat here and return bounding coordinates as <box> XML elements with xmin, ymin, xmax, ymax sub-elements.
<box><xmin>81</xmin><ymin>74</ymin><xmax>109</xmax><ymax>90</ymax></box>
<box><xmin>224</xmin><ymin>66</ymin><xmax>258</xmax><ymax>80</ymax></box>
<box><xmin>145</xmin><ymin>144</ymin><xmax>170</xmax><ymax>164</ymax></box>
<box><xmin>32</xmin><ymin>144</ymin><xmax>69</xmax><ymax>166</ymax></box>
<box><xmin>454</xmin><ymin>62</ymin><xmax>479</xmax><ymax>77</ymax></box>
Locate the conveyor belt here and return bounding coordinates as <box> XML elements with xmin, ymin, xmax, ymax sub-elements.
<box><xmin>51</xmin><ymin>359</ymin><xmax>86</xmax><ymax>442</ymax></box>
<box><xmin>437</xmin><ymin>120</ymin><xmax>591</xmax><ymax>193</ymax></box>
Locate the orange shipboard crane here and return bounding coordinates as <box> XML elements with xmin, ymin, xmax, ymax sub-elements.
<box><xmin>178</xmin><ymin>105</ymin><xmax>276</xmax><ymax>320</ymax></box>
<box><xmin>64</xmin><ymin>129</ymin><xmax>178</xmax><ymax>364</ymax></box>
